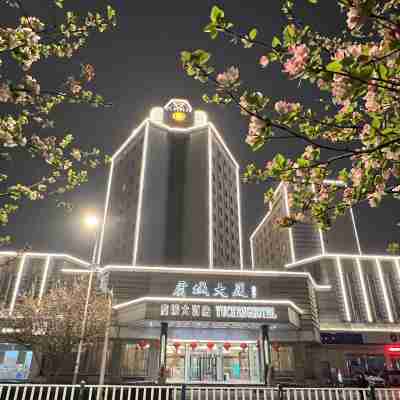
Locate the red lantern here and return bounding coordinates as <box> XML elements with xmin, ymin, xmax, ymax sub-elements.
<box><xmin>139</xmin><ymin>340</ymin><xmax>147</xmax><ymax>349</ymax></box>
<box><xmin>207</xmin><ymin>342</ymin><xmax>215</xmax><ymax>350</ymax></box>
<box><xmin>223</xmin><ymin>342</ymin><xmax>231</xmax><ymax>351</ymax></box>
<box><xmin>190</xmin><ymin>342</ymin><xmax>198</xmax><ymax>350</ymax></box>
<box><xmin>272</xmin><ymin>342</ymin><xmax>280</xmax><ymax>352</ymax></box>
<box><xmin>173</xmin><ymin>342</ymin><xmax>181</xmax><ymax>351</ymax></box>
<box><xmin>240</xmin><ymin>342</ymin><xmax>248</xmax><ymax>350</ymax></box>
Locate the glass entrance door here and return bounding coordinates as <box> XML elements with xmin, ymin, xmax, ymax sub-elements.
<box><xmin>189</xmin><ymin>352</ymin><xmax>220</xmax><ymax>382</ymax></box>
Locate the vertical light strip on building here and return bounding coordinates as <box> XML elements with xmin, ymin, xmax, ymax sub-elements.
<box><xmin>350</xmin><ymin>208</ymin><xmax>362</xmax><ymax>255</ymax></box>
<box><xmin>208</xmin><ymin>127</ymin><xmax>213</xmax><ymax>269</ymax></box>
<box><xmin>356</xmin><ymin>258</ymin><xmax>373</xmax><ymax>322</ymax></box>
<box><xmin>396</xmin><ymin>259</ymin><xmax>400</xmax><ymax>291</ymax></box>
<box><xmin>336</xmin><ymin>257</ymin><xmax>352</xmax><ymax>321</ymax></box>
<box><xmin>133</xmin><ymin>122</ymin><xmax>150</xmax><ymax>265</ymax></box>
<box><xmin>283</xmin><ymin>185</ymin><xmax>296</xmax><ymax>263</ymax></box>
<box><xmin>375</xmin><ymin>258</ymin><xmax>394</xmax><ymax>322</ymax></box>
<box><xmin>250</xmin><ymin>237</ymin><xmax>256</xmax><ymax>270</ymax></box>
<box><xmin>235</xmin><ymin>165</ymin><xmax>244</xmax><ymax>270</ymax></box>
<box><xmin>39</xmin><ymin>256</ymin><xmax>51</xmax><ymax>300</ymax></box>
<box><xmin>311</xmin><ymin>184</ymin><xmax>326</xmax><ymax>254</ymax></box>
<box><xmin>97</xmin><ymin>160</ymin><xmax>114</xmax><ymax>265</ymax></box>
<box><xmin>9</xmin><ymin>254</ymin><xmax>27</xmax><ymax>315</ymax></box>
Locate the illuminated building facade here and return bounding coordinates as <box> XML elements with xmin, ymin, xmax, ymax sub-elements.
<box><xmin>1</xmin><ymin>101</ymin><xmax>400</xmax><ymax>385</ymax></box>
<box><xmin>99</xmin><ymin>99</ymin><xmax>243</xmax><ymax>269</ymax></box>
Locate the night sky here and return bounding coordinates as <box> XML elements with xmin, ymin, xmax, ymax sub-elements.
<box><xmin>2</xmin><ymin>0</ymin><xmax>398</xmax><ymax>262</ymax></box>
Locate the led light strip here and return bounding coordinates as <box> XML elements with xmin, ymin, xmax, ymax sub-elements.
<box><xmin>113</xmin><ymin>296</ymin><xmax>305</xmax><ymax>314</ymax></box>
<box><xmin>235</xmin><ymin>156</ymin><xmax>244</xmax><ymax>270</ymax></box>
<box><xmin>336</xmin><ymin>257</ymin><xmax>352</xmax><ymax>322</ymax></box>
<box><xmin>164</xmin><ymin>98</ymin><xmax>193</xmax><ymax>113</ymax></box>
<box><xmin>0</xmin><ymin>251</ymin><xmax>89</xmax><ymax>266</ymax></box>
<box><xmin>320</xmin><ymin>325</ymin><xmax>400</xmax><ymax>333</ymax></box>
<box><xmin>356</xmin><ymin>258</ymin><xmax>373</xmax><ymax>322</ymax></box>
<box><xmin>97</xmin><ymin>159</ymin><xmax>114</xmax><ymax>265</ymax></box>
<box><xmin>208</xmin><ymin>128</ymin><xmax>213</xmax><ymax>269</ymax></box>
<box><xmin>39</xmin><ymin>256</ymin><xmax>51</xmax><ymax>300</ymax></box>
<box><xmin>61</xmin><ymin>268</ymin><xmax>92</xmax><ymax>274</ymax></box>
<box><xmin>101</xmin><ymin>264</ymin><xmax>331</xmax><ymax>291</ymax></box>
<box><xmin>283</xmin><ymin>185</ymin><xmax>296</xmax><ymax>263</ymax></box>
<box><xmin>169</xmin><ymin>339</ymin><xmax>256</xmax><ymax>344</ymax></box>
<box><xmin>376</xmin><ymin>258</ymin><xmax>394</xmax><ymax>323</ymax></box>
<box><xmin>285</xmin><ymin>253</ymin><xmax>400</xmax><ymax>269</ymax></box>
<box><xmin>133</xmin><ymin>121</ymin><xmax>150</xmax><ymax>265</ymax></box>
<box><xmin>112</xmin><ymin>119</ymin><xmax>149</xmax><ymax>162</ymax></box>
<box><xmin>9</xmin><ymin>254</ymin><xmax>26</xmax><ymax>315</ymax></box>
<box><xmin>311</xmin><ymin>184</ymin><xmax>326</xmax><ymax>255</ymax></box>
<box><xmin>350</xmin><ymin>208</ymin><xmax>362</xmax><ymax>255</ymax></box>
<box><xmin>151</xmin><ymin>120</ymin><xmax>208</xmax><ymax>133</ymax></box>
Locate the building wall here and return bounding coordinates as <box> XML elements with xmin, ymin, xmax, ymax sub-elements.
<box><xmin>211</xmin><ymin>131</ymin><xmax>241</xmax><ymax>269</ymax></box>
<box><xmin>101</xmin><ymin>125</ymin><xmax>146</xmax><ymax>265</ymax></box>
<box><xmin>251</xmin><ymin>186</ymin><xmax>292</xmax><ymax>270</ymax></box>
<box><xmin>295</xmin><ymin>256</ymin><xmax>400</xmax><ymax>325</ymax></box>
<box><xmin>250</xmin><ymin>183</ymin><xmax>362</xmax><ymax>269</ymax></box>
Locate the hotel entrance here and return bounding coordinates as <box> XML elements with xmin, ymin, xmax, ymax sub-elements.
<box><xmin>166</xmin><ymin>341</ymin><xmax>261</xmax><ymax>383</ymax></box>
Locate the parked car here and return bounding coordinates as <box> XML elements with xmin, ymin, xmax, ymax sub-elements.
<box><xmin>382</xmin><ymin>370</ymin><xmax>400</xmax><ymax>387</ymax></box>
<box><xmin>365</xmin><ymin>374</ymin><xmax>385</xmax><ymax>387</ymax></box>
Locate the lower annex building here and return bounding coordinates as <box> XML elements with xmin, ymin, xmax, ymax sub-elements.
<box><xmin>0</xmin><ymin>99</ymin><xmax>400</xmax><ymax>384</ymax></box>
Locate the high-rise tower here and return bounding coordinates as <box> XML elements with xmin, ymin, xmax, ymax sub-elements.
<box><xmin>98</xmin><ymin>99</ymin><xmax>244</xmax><ymax>269</ymax></box>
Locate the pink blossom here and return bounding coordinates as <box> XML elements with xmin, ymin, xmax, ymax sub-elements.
<box><xmin>346</xmin><ymin>6</ymin><xmax>366</xmax><ymax>30</ymax></box>
<box><xmin>216</xmin><ymin>66</ymin><xmax>240</xmax><ymax>87</ymax></box>
<box><xmin>283</xmin><ymin>44</ymin><xmax>309</xmax><ymax>77</ymax></box>
<box><xmin>351</xmin><ymin>167</ymin><xmax>363</xmax><ymax>186</ymax></box>
<box><xmin>346</xmin><ymin>44</ymin><xmax>363</xmax><ymax>58</ymax></box>
<box><xmin>343</xmin><ymin>187</ymin><xmax>354</xmax><ymax>205</ymax></box>
<box><xmin>368</xmin><ymin>44</ymin><xmax>381</xmax><ymax>58</ymax></box>
<box><xmin>317</xmin><ymin>78</ymin><xmax>328</xmax><ymax>90</ymax></box>
<box><xmin>334</xmin><ymin>49</ymin><xmax>346</xmax><ymax>61</ymax></box>
<box><xmin>339</xmin><ymin>99</ymin><xmax>351</xmax><ymax>114</ymax></box>
<box><xmin>259</xmin><ymin>55</ymin><xmax>269</xmax><ymax>68</ymax></box>
<box><xmin>364</xmin><ymin>85</ymin><xmax>380</xmax><ymax>113</ymax></box>
<box><xmin>246</xmin><ymin>116</ymin><xmax>265</xmax><ymax>146</ymax></box>
<box><xmin>331</xmin><ymin>75</ymin><xmax>349</xmax><ymax>104</ymax></box>
<box><xmin>0</xmin><ymin>83</ymin><xmax>12</xmax><ymax>102</ymax></box>
<box><xmin>360</xmin><ymin>124</ymin><xmax>371</xmax><ymax>141</ymax></box>
<box><xmin>274</xmin><ymin>100</ymin><xmax>301</xmax><ymax>114</ymax></box>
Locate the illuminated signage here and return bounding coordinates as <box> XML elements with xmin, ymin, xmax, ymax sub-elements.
<box><xmin>160</xmin><ymin>303</ymin><xmax>276</xmax><ymax>321</ymax></box>
<box><xmin>172</xmin><ymin>111</ymin><xmax>187</xmax><ymax>122</ymax></box>
<box><xmin>172</xmin><ymin>280</ymin><xmax>257</xmax><ymax>299</ymax></box>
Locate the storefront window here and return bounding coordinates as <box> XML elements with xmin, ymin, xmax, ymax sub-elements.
<box><xmin>166</xmin><ymin>345</ymin><xmax>185</xmax><ymax>382</ymax></box>
<box><xmin>345</xmin><ymin>354</ymin><xmax>385</xmax><ymax>376</ymax></box>
<box><xmin>165</xmin><ymin>341</ymin><xmax>260</xmax><ymax>383</ymax></box>
<box><xmin>272</xmin><ymin>345</ymin><xmax>295</xmax><ymax>372</ymax></box>
<box><xmin>121</xmin><ymin>343</ymin><xmax>149</xmax><ymax>377</ymax></box>
<box><xmin>0</xmin><ymin>344</ymin><xmax>32</xmax><ymax>381</ymax></box>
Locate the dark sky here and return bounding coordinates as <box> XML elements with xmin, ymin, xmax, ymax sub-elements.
<box><xmin>2</xmin><ymin>0</ymin><xmax>398</xmax><ymax>262</ymax></box>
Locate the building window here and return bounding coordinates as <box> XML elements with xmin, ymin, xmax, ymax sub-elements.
<box><xmin>272</xmin><ymin>346</ymin><xmax>295</xmax><ymax>372</ymax></box>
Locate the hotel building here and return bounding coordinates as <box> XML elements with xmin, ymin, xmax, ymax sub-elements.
<box><xmin>0</xmin><ymin>100</ymin><xmax>400</xmax><ymax>385</ymax></box>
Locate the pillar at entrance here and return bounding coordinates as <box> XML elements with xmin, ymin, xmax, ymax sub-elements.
<box><xmin>259</xmin><ymin>325</ymin><xmax>271</xmax><ymax>384</ymax></box>
<box><xmin>159</xmin><ymin>322</ymin><xmax>168</xmax><ymax>369</ymax></box>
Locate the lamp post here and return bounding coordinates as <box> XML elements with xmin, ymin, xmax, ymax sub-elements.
<box><xmin>72</xmin><ymin>215</ymin><xmax>100</xmax><ymax>385</ymax></box>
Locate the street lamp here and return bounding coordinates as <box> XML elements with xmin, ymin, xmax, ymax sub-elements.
<box><xmin>72</xmin><ymin>214</ymin><xmax>100</xmax><ymax>385</ymax></box>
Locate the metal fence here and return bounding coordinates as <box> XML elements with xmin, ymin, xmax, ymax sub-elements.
<box><xmin>0</xmin><ymin>384</ymin><xmax>399</xmax><ymax>400</ymax></box>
